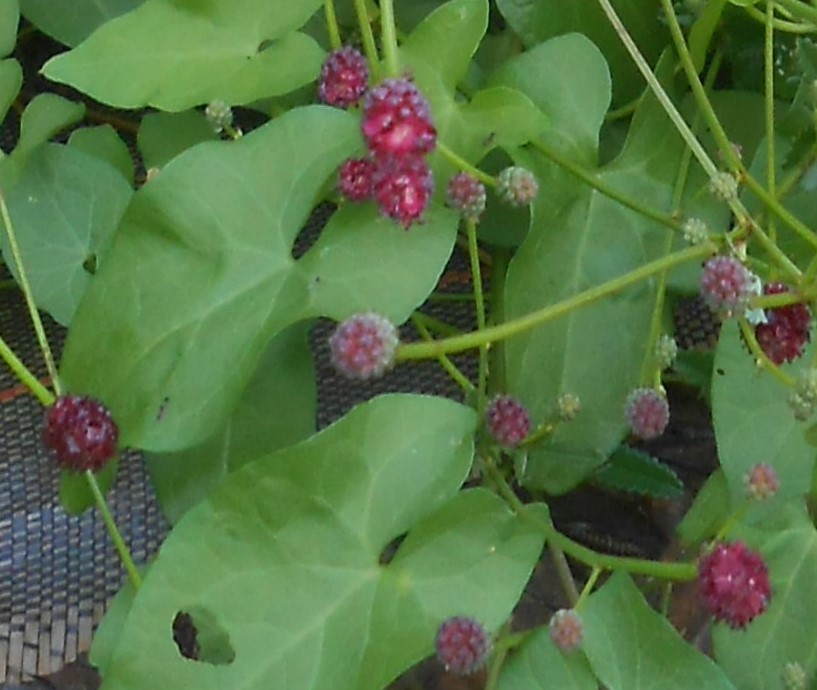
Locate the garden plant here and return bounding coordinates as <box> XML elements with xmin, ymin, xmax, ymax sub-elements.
<box><xmin>0</xmin><ymin>0</ymin><xmax>816</xmax><ymax>688</ymax></box>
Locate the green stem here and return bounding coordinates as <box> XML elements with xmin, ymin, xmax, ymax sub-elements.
<box><xmin>352</xmin><ymin>0</ymin><xmax>381</xmax><ymax>82</ymax></box>
<box><xmin>485</xmin><ymin>626</ymin><xmax>511</xmax><ymax>690</ymax></box>
<box><xmin>379</xmin><ymin>0</ymin><xmax>399</xmax><ymax>77</ymax></box>
<box><xmin>774</xmin><ymin>0</ymin><xmax>817</xmax><ymax>24</ymax></box>
<box><xmin>436</xmin><ymin>142</ymin><xmax>497</xmax><ymax>187</ymax></box>
<box><xmin>765</xmin><ymin>1</ymin><xmax>778</xmax><ymax>246</ymax></box>
<box><xmin>745</xmin><ymin>3</ymin><xmax>816</xmax><ymax>31</ymax></box>
<box><xmin>485</xmin><ymin>460</ymin><xmax>696</xmax><ymax>580</ymax></box>
<box><xmin>412</xmin><ymin>310</ymin><xmax>463</xmax><ymax>337</ymax></box>
<box><xmin>85</xmin><ymin>469</ymin><xmax>142</xmax><ymax>590</ymax></box>
<box><xmin>657</xmin><ymin>0</ymin><xmax>817</xmax><ymax>258</ymax></box>
<box><xmin>548</xmin><ymin>541</ymin><xmax>580</xmax><ymax>604</ymax></box>
<box><xmin>575</xmin><ymin>566</ymin><xmax>602</xmax><ymax>610</ymax></box>
<box><xmin>0</xmin><ymin>334</ymin><xmax>54</xmax><ymax>405</ymax></box>
<box><xmin>324</xmin><ymin>0</ymin><xmax>342</xmax><ymax>50</ymax></box>
<box><xmin>397</xmin><ymin>243</ymin><xmax>716</xmax><ymax>361</ymax></box>
<box><xmin>487</xmin><ymin>249</ymin><xmax>510</xmax><ymax>396</ymax></box>
<box><xmin>531</xmin><ymin>139</ymin><xmax>680</xmax><ymax>231</ymax></box>
<box><xmin>466</xmin><ymin>219</ymin><xmax>488</xmax><ymax>411</ymax></box>
<box><xmin>0</xmin><ymin>188</ymin><xmax>61</xmax><ymax>395</ymax></box>
<box><xmin>411</xmin><ymin>315</ymin><xmax>474</xmax><ymax>394</ymax></box>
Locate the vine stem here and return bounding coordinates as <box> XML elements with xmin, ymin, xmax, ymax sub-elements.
<box><xmin>465</xmin><ymin>219</ymin><xmax>488</xmax><ymax>411</ymax></box>
<box><xmin>411</xmin><ymin>315</ymin><xmax>474</xmax><ymax>393</ymax></box>
<box><xmin>324</xmin><ymin>0</ymin><xmax>342</xmax><ymax>51</ymax></box>
<box><xmin>764</xmin><ymin>0</ymin><xmax>777</xmax><ymax>246</ymax></box>
<box><xmin>85</xmin><ymin>470</ymin><xmax>142</xmax><ymax>590</ymax></box>
<box><xmin>599</xmin><ymin>0</ymin><xmax>807</xmax><ymax>282</ymax></box>
<box><xmin>484</xmin><ymin>460</ymin><xmax>697</xmax><ymax>580</ymax></box>
<box><xmin>656</xmin><ymin>0</ymin><xmax>817</xmax><ymax>259</ymax></box>
<box><xmin>0</xmin><ymin>334</ymin><xmax>53</xmax><ymax>405</ymax></box>
<box><xmin>397</xmin><ymin>242</ymin><xmax>716</xmax><ymax>361</ymax></box>
<box><xmin>436</xmin><ymin>142</ymin><xmax>497</xmax><ymax>187</ymax></box>
<box><xmin>0</xmin><ymin>188</ymin><xmax>61</xmax><ymax>394</ymax></box>
<box><xmin>530</xmin><ymin>139</ymin><xmax>680</xmax><ymax>231</ymax></box>
<box><xmin>352</xmin><ymin>0</ymin><xmax>381</xmax><ymax>82</ymax></box>
<box><xmin>378</xmin><ymin>0</ymin><xmax>399</xmax><ymax>78</ymax></box>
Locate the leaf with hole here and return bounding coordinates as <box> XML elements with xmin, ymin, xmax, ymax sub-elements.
<box><xmin>93</xmin><ymin>394</ymin><xmax>544</xmax><ymax>690</ymax></box>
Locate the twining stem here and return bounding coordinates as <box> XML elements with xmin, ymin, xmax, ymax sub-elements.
<box><xmin>530</xmin><ymin>139</ymin><xmax>680</xmax><ymax>232</ymax></box>
<box><xmin>0</xmin><ymin>334</ymin><xmax>54</xmax><ymax>405</ymax></box>
<box><xmin>774</xmin><ymin>0</ymin><xmax>817</xmax><ymax>25</ymax></box>
<box><xmin>378</xmin><ymin>0</ymin><xmax>400</xmax><ymax>78</ymax></box>
<box><xmin>465</xmin><ymin>219</ymin><xmax>488</xmax><ymax>411</ymax></box>
<box><xmin>397</xmin><ymin>242</ymin><xmax>716</xmax><ymax>361</ymax></box>
<box><xmin>656</xmin><ymin>0</ymin><xmax>817</xmax><ymax>258</ymax></box>
<box><xmin>745</xmin><ymin>4</ymin><xmax>816</xmax><ymax>32</ymax></box>
<box><xmin>436</xmin><ymin>142</ymin><xmax>497</xmax><ymax>187</ymax></box>
<box><xmin>324</xmin><ymin>0</ymin><xmax>342</xmax><ymax>51</ymax></box>
<box><xmin>352</xmin><ymin>0</ymin><xmax>381</xmax><ymax>82</ymax></box>
<box><xmin>485</xmin><ymin>460</ymin><xmax>697</xmax><ymax>580</ymax></box>
<box><xmin>575</xmin><ymin>567</ymin><xmax>602</xmax><ymax>609</ymax></box>
<box><xmin>548</xmin><ymin>541</ymin><xmax>580</xmax><ymax>604</ymax></box>
<box><xmin>765</xmin><ymin>0</ymin><xmax>777</xmax><ymax>246</ymax></box>
<box><xmin>411</xmin><ymin>315</ymin><xmax>474</xmax><ymax>394</ymax></box>
<box><xmin>0</xmin><ymin>188</ymin><xmax>61</xmax><ymax>394</ymax></box>
<box><xmin>85</xmin><ymin>469</ymin><xmax>142</xmax><ymax>590</ymax></box>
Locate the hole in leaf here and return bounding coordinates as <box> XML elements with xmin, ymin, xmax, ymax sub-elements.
<box><xmin>82</xmin><ymin>254</ymin><xmax>98</xmax><ymax>275</ymax></box>
<box><xmin>379</xmin><ymin>533</ymin><xmax>406</xmax><ymax>566</ymax></box>
<box><xmin>172</xmin><ymin>608</ymin><xmax>235</xmax><ymax>665</ymax></box>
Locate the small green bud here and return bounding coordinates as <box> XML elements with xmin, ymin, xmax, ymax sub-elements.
<box><xmin>782</xmin><ymin>661</ymin><xmax>808</xmax><ymax>690</ymax></box>
<box><xmin>557</xmin><ymin>392</ymin><xmax>581</xmax><ymax>422</ymax></box>
<box><xmin>205</xmin><ymin>99</ymin><xmax>233</xmax><ymax>134</ymax></box>
<box><xmin>708</xmin><ymin>171</ymin><xmax>739</xmax><ymax>203</ymax></box>
<box><xmin>682</xmin><ymin>217</ymin><xmax>709</xmax><ymax>245</ymax></box>
<box><xmin>655</xmin><ymin>334</ymin><xmax>678</xmax><ymax>370</ymax></box>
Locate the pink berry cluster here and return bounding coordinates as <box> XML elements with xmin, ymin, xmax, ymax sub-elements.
<box><xmin>697</xmin><ymin>541</ymin><xmax>771</xmax><ymax>629</ymax></box>
<box><xmin>700</xmin><ymin>255</ymin><xmax>758</xmax><ymax>317</ymax></box>
<box><xmin>328</xmin><ymin>62</ymin><xmax>437</xmax><ymax>228</ymax></box>
<box><xmin>624</xmin><ymin>388</ymin><xmax>669</xmax><ymax>440</ymax></box>
<box><xmin>485</xmin><ymin>394</ymin><xmax>531</xmax><ymax>447</ymax></box>
<box><xmin>548</xmin><ymin>609</ymin><xmax>584</xmax><ymax>652</ymax></box>
<box><xmin>329</xmin><ymin>312</ymin><xmax>399</xmax><ymax>379</ymax></box>
<box><xmin>755</xmin><ymin>283</ymin><xmax>811</xmax><ymax>365</ymax></box>
<box><xmin>446</xmin><ymin>172</ymin><xmax>486</xmax><ymax>222</ymax></box>
<box><xmin>318</xmin><ymin>46</ymin><xmax>370</xmax><ymax>109</ymax></box>
<box><xmin>435</xmin><ymin>616</ymin><xmax>491</xmax><ymax>675</ymax></box>
<box><xmin>43</xmin><ymin>395</ymin><xmax>119</xmax><ymax>473</ymax></box>
<box><xmin>744</xmin><ymin>462</ymin><xmax>779</xmax><ymax>500</ymax></box>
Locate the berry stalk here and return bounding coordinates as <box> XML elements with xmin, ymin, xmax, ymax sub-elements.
<box><xmin>0</xmin><ymin>188</ymin><xmax>61</xmax><ymax>394</ymax></box>
<box><xmin>323</xmin><ymin>0</ymin><xmax>342</xmax><ymax>51</ymax></box>
<box><xmin>436</xmin><ymin>142</ymin><xmax>497</xmax><ymax>187</ymax></box>
<box><xmin>351</xmin><ymin>0</ymin><xmax>381</xmax><ymax>82</ymax></box>
<box><xmin>397</xmin><ymin>242</ymin><xmax>716</xmax><ymax>362</ymax></box>
<box><xmin>378</xmin><ymin>0</ymin><xmax>399</xmax><ymax>78</ymax></box>
<box><xmin>465</xmin><ymin>218</ymin><xmax>488</xmax><ymax>411</ymax></box>
<box><xmin>85</xmin><ymin>469</ymin><xmax>142</xmax><ymax>590</ymax></box>
<box><xmin>0</xmin><ymin>334</ymin><xmax>54</xmax><ymax>406</ymax></box>
<box><xmin>483</xmin><ymin>458</ymin><xmax>697</xmax><ymax>581</ymax></box>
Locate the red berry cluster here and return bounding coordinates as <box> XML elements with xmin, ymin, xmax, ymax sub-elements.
<box><xmin>698</xmin><ymin>541</ymin><xmax>771</xmax><ymax>629</ymax></box>
<box><xmin>435</xmin><ymin>616</ymin><xmax>491</xmax><ymax>675</ymax></box>
<box><xmin>318</xmin><ymin>46</ymin><xmax>369</xmax><ymax>109</ymax></box>
<box><xmin>755</xmin><ymin>283</ymin><xmax>811</xmax><ymax>365</ymax></box>
<box><xmin>446</xmin><ymin>172</ymin><xmax>486</xmax><ymax>222</ymax></box>
<box><xmin>485</xmin><ymin>395</ymin><xmax>531</xmax><ymax>448</ymax></box>
<box><xmin>43</xmin><ymin>395</ymin><xmax>119</xmax><ymax>473</ymax></box>
<box><xmin>333</xmin><ymin>74</ymin><xmax>437</xmax><ymax>228</ymax></box>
